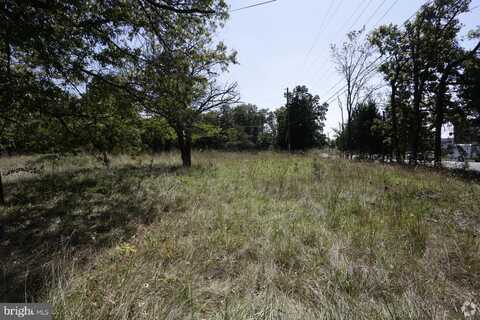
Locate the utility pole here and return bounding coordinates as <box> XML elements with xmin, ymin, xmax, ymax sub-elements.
<box><xmin>286</xmin><ymin>88</ymin><xmax>291</xmax><ymax>152</ymax></box>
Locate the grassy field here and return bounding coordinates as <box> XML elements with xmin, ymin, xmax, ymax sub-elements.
<box><xmin>0</xmin><ymin>151</ymin><xmax>479</xmax><ymax>319</ymax></box>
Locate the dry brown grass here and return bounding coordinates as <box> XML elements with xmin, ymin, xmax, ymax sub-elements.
<box><xmin>1</xmin><ymin>151</ymin><xmax>479</xmax><ymax>319</ymax></box>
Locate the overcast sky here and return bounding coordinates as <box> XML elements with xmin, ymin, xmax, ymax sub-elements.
<box><xmin>217</xmin><ymin>0</ymin><xmax>480</xmax><ymax>137</ymax></box>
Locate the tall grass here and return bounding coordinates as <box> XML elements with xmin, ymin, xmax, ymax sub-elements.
<box><xmin>1</xmin><ymin>151</ymin><xmax>479</xmax><ymax>319</ymax></box>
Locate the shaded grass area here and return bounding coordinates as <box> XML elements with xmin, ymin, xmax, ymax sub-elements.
<box><xmin>1</xmin><ymin>151</ymin><xmax>479</xmax><ymax>319</ymax></box>
<box><xmin>0</xmin><ymin>154</ymin><xmax>186</xmax><ymax>302</ymax></box>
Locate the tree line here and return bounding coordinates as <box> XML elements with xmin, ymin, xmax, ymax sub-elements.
<box><xmin>1</xmin><ymin>0</ymin><xmax>237</xmax><ymax>169</ymax></box>
<box><xmin>0</xmin><ymin>82</ymin><xmax>329</xmax><ymax>155</ymax></box>
<box><xmin>0</xmin><ymin>1</ymin><xmax>329</xmax><ymax>158</ymax></box>
<box><xmin>332</xmin><ymin>0</ymin><xmax>480</xmax><ymax>165</ymax></box>
<box><xmin>0</xmin><ymin>0</ymin><xmax>236</xmax><ymax>205</ymax></box>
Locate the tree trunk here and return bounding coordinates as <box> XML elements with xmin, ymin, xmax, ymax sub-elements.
<box><xmin>411</xmin><ymin>88</ymin><xmax>419</xmax><ymax>164</ymax></box>
<box><xmin>1</xmin><ymin>3</ymin><xmax>10</xmax><ymax>206</ymax></box>
<box><xmin>431</xmin><ymin>40</ymin><xmax>480</xmax><ymax>165</ymax></box>
<box><xmin>0</xmin><ymin>171</ymin><xmax>5</xmax><ymax>206</ymax></box>
<box><xmin>345</xmin><ymin>120</ymin><xmax>351</xmax><ymax>156</ymax></box>
<box><xmin>102</xmin><ymin>151</ymin><xmax>111</xmax><ymax>168</ymax></box>
<box><xmin>411</xmin><ymin>74</ymin><xmax>424</xmax><ymax>166</ymax></box>
<box><xmin>182</xmin><ymin>130</ymin><xmax>192</xmax><ymax>167</ymax></box>
<box><xmin>176</xmin><ymin>127</ymin><xmax>192</xmax><ymax>167</ymax></box>
<box><xmin>410</xmin><ymin>40</ymin><xmax>422</xmax><ymax>166</ymax></box>
<box><xmin>434</xmin><ymin>73</ymin><xmax>449</xmax><ymax>167</ymax></box>
<box><xmin>390</xmin><ymin>78</ymin><xmax>401</xmax><ymax>163</ymax></box>
<box><xmin>433</xmin><ymin>99</ymin><xmax>444</xmax><ymax>167</ymax></box>
<box><xmin>346</xmin><ymin>81</ymin><xmax>353</xmax><ymax>155</ymax></box>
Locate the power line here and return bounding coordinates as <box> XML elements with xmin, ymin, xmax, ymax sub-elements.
<box><xmin>336</xmin><ymin>0</ymin><xmax>373</xmax><ymax>36</ymax></box>
<box><xmin>327</xmin><ymin>0</ymin><xmax>348</xmax><ymax>30</ymax></box>
<box><xmin>323</xmin><ymin>0</ymin><xmax>425</xmax><ymax>104</ymax></box>
<box><xmin>301</xmin><ymin>0</ymin><xmax>336</xmax><ymax>68</ymax></box>
<box><xmin>314</xmin><ymin>0</ymin><xmax>404</xmax><ymax>98</ymax></box>
<box><xmin>372</xmin><ymin>0</ymin><xmax>401</xmax><ymax>26</ymax></box>
<box><xmin>302</xmin><ymin>0</ymin><xmax>346</xmax><ymax>76</ymax></box>
<box><xmin>231</xmin><ymin>0</ymin><xmax>277</xmax><ymax>12</ymax></box>
<box><xmin>315</xmin><ymin>0</ymin><xmax>377</xmax><ymax>95</ymax></box>
<box><xmin>346</xmin><ymin>0</ymin><xmax>375</xmax><ymax>33</ymax></box>
<box><xmin>322</xmin><ymin>77</ymin><xmax>344</xmax><ymax>99</ymax></box>
<box><xmin>323</xmin><ymin>56</ymin><xmax>384</xmax><ymax>104</ymax></box>
<box><xmin>318</xmin><ymin>0</ymin><xmax>400</xmax><ymax>94</ymax></box>
<box><xmin>324</xmin><ymin>0</ymin><xmax>471</xmax><ymax>106</ymax></box>
<box><xmin>309</xmin><ymin>0</ymin><xmax>373</xmax><ymax>80</ymax></box>
<box><xmin>467</xmin><ymin>2</ymin><xmax>480</xmax><ymax>11</ymax></box>
<box><xmin>310</xmin><ymin>0</ymin><xmax>394</xmax><ymax>87</ymax></box>
<box><xmin>363</xmin><ymin>0</ymin><xmax>389</xmax><ymax>29</ymax></box>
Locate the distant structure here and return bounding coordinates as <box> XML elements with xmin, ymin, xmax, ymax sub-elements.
<box><xmin>441</xmin><ymin>137</ymin><xmax>454</xmax><ymax>148</ymax></box>
<box><xmin>442</xmin><ymin>122</ymin><xmax>480</xmax><ymax>161</ymax></box>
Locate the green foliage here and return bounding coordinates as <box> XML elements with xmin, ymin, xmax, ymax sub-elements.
<box><xmin>129</xmin><ymin>0</ymin><xmax>237</xmax><ymax>165</ymax></box>
<box><xmin>71</xmin><ymin>78</ymin><xmax>143</xmax><ymax>156</ymax></box>
<box><xmin>277</xmin><ymin>86</ymin><xmax>328</xmax><ymax>151</ymax></box>
<box><xmin>140</xmin><ymin>118</ymin><xmax>177</xmax><ymax>153</ymax></box>
<box><xmin>192</xmin><ymin>122</ymin><xmax>223</xmax><ymax>148</ymax></box>
<box><xmin>0</xmin><ymin>0</ymin><xmax>233</xmax><ymax>167</ymax></box>
<box><xmin>337</xmin><ymin>101</ymin><xmax>386</xmax><ymax>157</ymax></box>
<box><xmin>357</xmin><ymin>0</ymin><xmax>480</xmax><ymax>161</ymax></box>
<box><xmin>458</xmin><ymin>56</ymin><xmax>480</xmax><ymax>135</ymax></box>
<box><xmin>192</xmin><ymin>104</ymin><xmax>273</xmax><ymax>150</ymax></box>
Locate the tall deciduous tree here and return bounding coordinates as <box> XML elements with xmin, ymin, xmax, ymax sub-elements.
<box><xmin>420</xmin><ymin>0</ymin><xmax>476</xmax><ymax>166</ymax></box>
<box><xmin>331</xmin><ymin>29</ymin><xmax>377</xmax><ymax>153</ymax></box>
<box><xmin>130</xmin><ymin>2</ymin><xmax>237</xmax><ymax>166</ymax></box>
<box><xmin>370</xmin><ymin>24</ymin><xmax>409</xmax><ymax>162</ymax></box>
<box><xmin>456</xmin><ymin>48</ymin><xmax>480</xmax><ymax>144</ymax></box>
<box><xmin>367</xmin><ymin>0</ymin><xmax>478</xmax><ymax>164</ymax></box>
<box><xmin>0</xmin><ymin>0</ymin><xmax>233</xmax><ymax>203</ymax></box>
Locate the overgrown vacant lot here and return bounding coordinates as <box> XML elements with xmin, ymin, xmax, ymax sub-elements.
<box><xmin>1</xmin><ymin>152</ymin><xmax>479</xmax><ymax>319</ymax></box>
